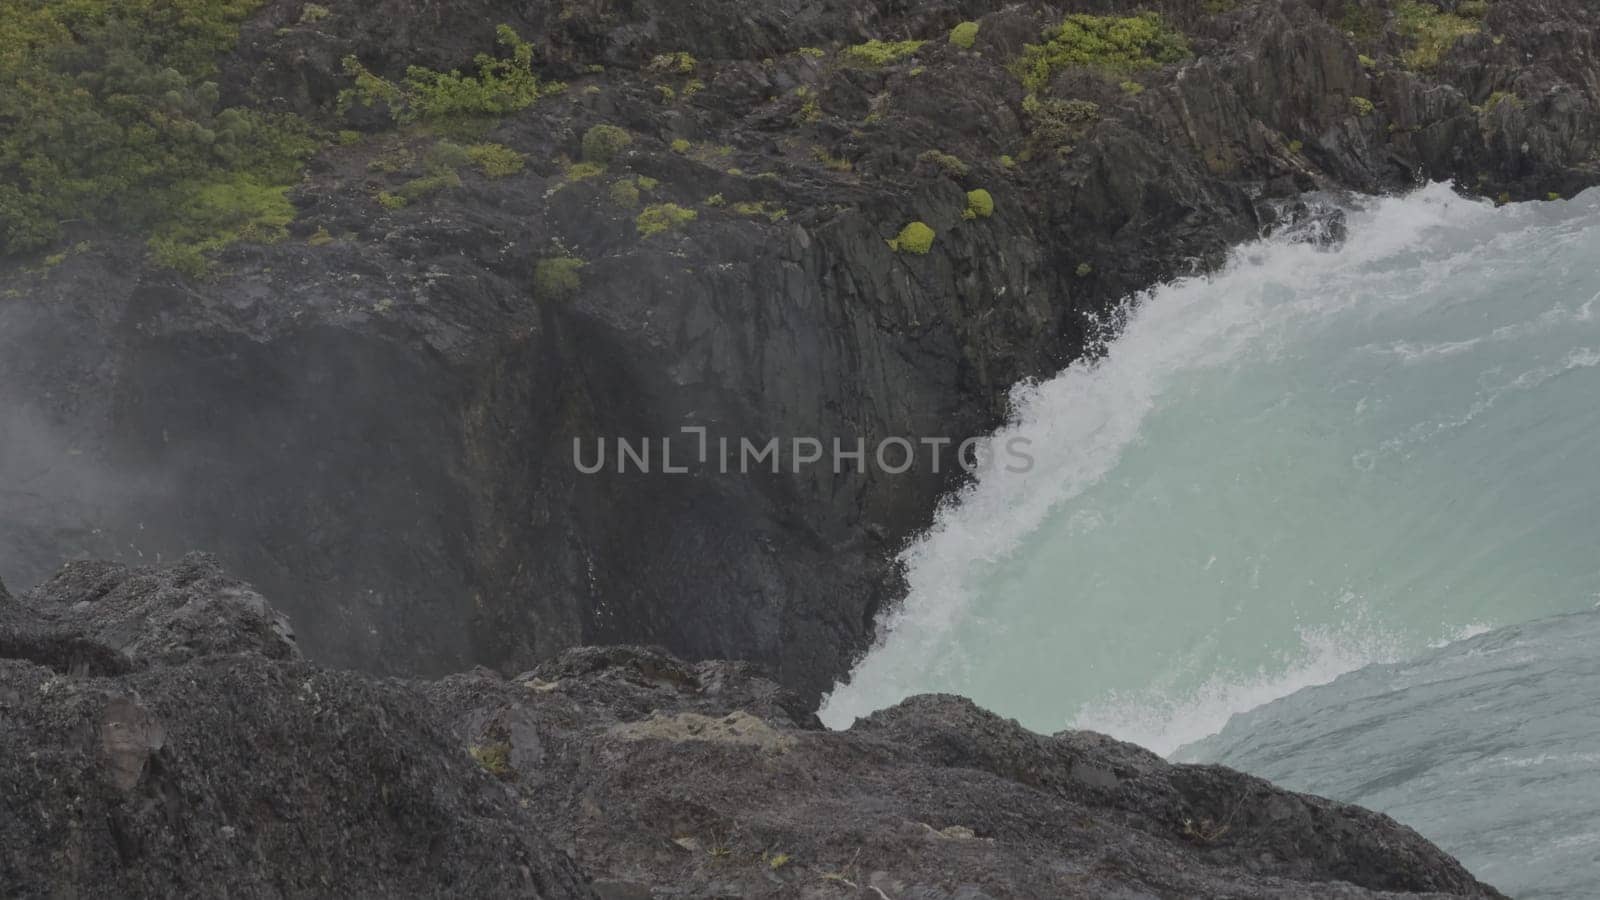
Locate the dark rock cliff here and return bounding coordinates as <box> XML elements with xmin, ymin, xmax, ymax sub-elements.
<box><xmin>3</xmin><ymin>0</ymin><xmax>1598</xmax><ymax>702</ymax></box>
<box><xmin>0</xmin><ymin>558</ymin><xmax>1509</xmax><ymax>898</ymax></box>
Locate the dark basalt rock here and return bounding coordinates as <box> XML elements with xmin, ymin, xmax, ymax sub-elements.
<box><xmin>2</xmin><ymin>0</ymin><xmax>1598</xmax><ymax>705</ymax></box>
<box><xmin>0</xmin><ymin>559</ymin><xmax>1508</xmax><ymax>898</ymax></box>
<box><xmin>0</xmin><ymin>559</ymin><xmax>593</xmax><ymax>899</ymax></box>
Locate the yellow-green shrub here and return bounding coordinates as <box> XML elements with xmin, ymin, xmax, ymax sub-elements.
<box><xmin>887</xmin><ymin>221</ymin><xmax>935</xmax><ymax>254</ymax></box>
<box><xmin>1014</xmin><ymin>13</ymin><xmax>1189</xmax><ymax>92</ymax></box>
<box><xmin>964</xmin><ymin>189</ymin><xmax>994</xmax><ymax>219</ymax></box>
<box><xmin>467</xmin><ymin>143</ymin><xmax>525</xmax><ymax>177</ymax></box>
<box><xmin>844</xmin><ymin>39</ymin><xmax>926</xmax><ymax>67</ymax></box>
<box><xmin>1395</xmin><ymin>0</ymin><xmax>1480</xmax><ymax>70</ymax></box>
<box><xmin>339</xmin><ymin>26</ymin><xmax>558</xmax><ymax>125</ymax></box>
<box><xmin>950</xmin><ymin>21</ymin><xmax>980</xmax><ymax>49</ymax></box>
<box><xmin>636</xmin><ymin>203</ymin><xmax>697</xmax><ymax>236</ymax></box>
<box><xmin>534</xmin><ymin>256</ymin><xmax>585</xmax><ymax>300</ymax></box>
<box><xmin>919</xmin><ymin>150</ymin><xmax>969</xmax><ymax>178</ymax></box>
<box><xmin>582</xmin><ymin>124</ymin><xmax>633</xmax><ymax>164</ymax></box>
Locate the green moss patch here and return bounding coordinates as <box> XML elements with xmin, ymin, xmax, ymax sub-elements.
<box><xmin>339</xmin><ymin>25</ymin><xmax>560</xmax><ymax>126</ymax></box>
<box><xmin>1014</xmin><ymin>13</ymin><xmax>1189</xmax><ymax>92</ymax></box>
<box><xmin>534</xmin><ymin>256</ymin><xmax>585</xmax><ymax>300</ymax></box>
<box><xmin>950</xmin><ymin>22</ymin><xmax>980</xmax><ymax>49</ymax></box>
<box><xmin>582</xmin><ymin>125</ymin><xmax>633</xmax><ymax>164</ymax></box>
<box><xmin>1394</xmin><ymin>1</ymin><xmax>1481</xmax><ymax>70</ymax></box>
<box><xmin>887</xmin><ymin>221</ymin><xmax>934</xmax><ymax>254</ymax></box>
<box><xmin>466</xmin><ymin>143</ymin><xmax>525</xmax><ymax>177</ymax></box>
<box><xmin>843</xmin><ymin>39</ymin><xmax>926</xmax><ymax>67</ymax></box>
<box><xmin>636</xmin><ymin>203</ymin><xmax>697</xmax><ymax>236</ymax></box>
<box><xmin>963</xmin><ymin>189</ymin><xmax>994</xmax><ymax>220</ymax></box>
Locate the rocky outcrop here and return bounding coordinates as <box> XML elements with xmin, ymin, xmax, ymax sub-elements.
<box><xmin>0</xmin><ymin>555</ymin><xmax>592</xmax><ymax>898</ymax></box>
<box><xmin>3</xmin><ymin>0</ymin><xmax>1598</xmax><ymax>701</ymax></box>
<box><xmin>0</xmin><ymin>559</ymin><xmax>1507</xmax><ymax>898</ymax></box>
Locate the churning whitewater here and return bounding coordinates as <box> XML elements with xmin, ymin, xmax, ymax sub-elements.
<box><xmin>821</xmin><ymin>183</ymin><xmax>1600</xmax><ymax>762</ymax></box>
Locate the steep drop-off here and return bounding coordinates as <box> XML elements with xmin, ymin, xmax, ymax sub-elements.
<box><xmin>0</xmin><ymin>556</ymin><xmax>1508</xmax><ymax>897</ymax></box>
<box><xmin>3</xmin><ymin>0</ymin><xmax>1598</xmax><ymax>700</ymax></box>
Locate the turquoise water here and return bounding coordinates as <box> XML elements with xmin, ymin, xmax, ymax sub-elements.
<box><xmin>1181</xmin><ymin>611</ymin><xmax>1600</xmax><ymax>898</ymax></box>
<box><xmin>821</xmin><ymin>183</ymin><xmax>1600</xmax><ymax>893</ymax></box>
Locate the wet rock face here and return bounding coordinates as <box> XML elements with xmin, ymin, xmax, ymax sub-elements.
<box><xmin>2</xmin><ymin>0</ymin><xmax>1598</xmax><ymax>701</ymax></box>
<box><xmin>0</xmin><ymin>559</ymin><xmax>1507</xmax><ymax>898</ymax></box>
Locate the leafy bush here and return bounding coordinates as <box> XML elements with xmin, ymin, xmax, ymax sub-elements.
<box><xmin>1014</xmin><ymin>13</ymin><xmax>1189</xmax><ymax>92</ymax></box>
<box><xmin>466</xmin><ymin>143</ymin><xmax>525</xmax><ymax>177</ymax></box>
<box><xmin>919</xmin><ymin>150</ymin><xmax>970</xmax><ymax>178</ymax></box>
<box><xmin>798</xmin><ymin>47</ymin><xmax>827</xmax><ymax>59</ymax></box>
<box><xmin>339</xmin><ymin>26</ymin><xmax>558</xmax><ymax>125</ymax></box>
<box><xmin>1021</xmin><ymin>95</ymin><xmax>1100</xmax><ymax>155</ymax></box>
<box><xmin>730</xmin><ymin>201</ymin><xmax>787</xmax><ymax>222</ymax></box>
<box><xmin>0</xmin><ymin>0</ymin><xmax>317</xmax><ymax>258</ymax></box>
<box><xmin>565</xmin><ymin>161</ymin><xmax>606</xmax><ymax>180</ymax></box>
<box><xmin>950</xmin><ymin>21</ymin><xmax>980</xmax><ymax>49</ymax></box>
<box><xmin>887</xmin><ymin>221</ymin><xmax>934</xmax><ymax>254</ymax></box>
<box><xmin>636</xmin><ymin>203</ymin><xmax>697</xmax><ymax>236</ymax></box>
<box><xmin>1394</xmin><ymin>1</ymin><xmax>1480</xmax><ymax>69</ymax></box>
<box><xmin>608</xmin><ymin>179</ymin><xmax>641</xmax><ymax>207</ymax></box>
<box><xmin>964</xmin><ymin>189</ymin><xmax>994</xmax><ymax>219</ymax></box>
<box><xmin>1351</xmin><ymin>96</ymin><xmax>1375</xmax><ymax>116</ymax></box>
<box><xmin>534</xmin><ymin>256</ymin><xmax>585</xmax><ymax>300</ymax></box>
<box><xmin>582</xmin><ymin>124</ymin><xmax>633</xmax><ymax>164</ymax></box>
<box><xmin>843</xmin><ymin>39</ymin><xmax>926</xmax><ymax>67</ymax></box>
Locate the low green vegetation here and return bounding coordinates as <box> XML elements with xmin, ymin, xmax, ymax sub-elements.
<box><xmin>339</xmin><ymin>26</ymin><xmax>561</xmax><ymax>127</ymax></box>
<box><xmin>793</xmin><ymin>87</ymin><xmax>822</xmax><ymax>124</ymax></box>
<box><xmin>1338</xmin><ymin>3</ymin><xmax>1386</xmax><ymax>43</ymax></box>
<box><xmin>608</xmin><ymin>180</ymin><xmax>639</xmax><ymax>207</ymax></box>
<box><xmin>1021</xmin><ymin>95</ymin><xmax>1100</xmax><ymax>158</ymax></box>
<box><xmin>647</xmin><ymin>51</ymin><xmax>697</xmax><ymax>74</ymax></box>
<box><xmin>950</xmin><ymin>21</ymin><xmax>980</xmax><ymax>49</ymax></box>
<box><xmin>811</xmin><ymin>146</ymin><xmax>853</xmax><ymax>172</ymax></box>
<box><xmin>466</xmin><ymin>143</ymin><xmax>525</xmax><ymax>177</ymax></box>
<box><xmin>534</xmin><ymin>255</ymin><xmax>584</xmax><ymax>300</ymax></box>
<box><xmin>1351</xmin><ymin>96</ymin><xmax>1375</xmax><ymax>116</ymax></box>
<box><xmin>919</xmin><ymin>150</ymin><xmax>969</xmax><ymax>178</ymax></box>
<box><xmin>469</xmin><ymin>742</ymin><xmax>512</xmax><ymax>778</ymax></box>
<box><xmin>887</xmin><ymin>221</ymin><xmax>934</xmax><ymax>254</ymax></box>
<box><xmin>843</xmin><ymin>39</ymin><xmax>926</xmax><ymax>67</ymax></box>
<box><xmin>1394</xmin><ymin>0</ymin><xmax>1482</xmax><ymax>69</ymax></box>
<box><xmin>0</xmin><ymin>0</ymin><xmax>320</xmax><ymax>265</ymax></box>
<box><xmin>1014</xmin><ymin>13</ymin><xmax>1189</xmax><ymax>93</ymax></box>
<box><xmin>730</xmin><ymin>200</ymin><xmax>787</xmax><ymax>222</ymax></box>
<box><xmin>636</xmin><ymin>203</ymin><xmax>697</xmax><ymax>236</ymax></box>
<box><xmin>798</xmin><ymin>46</ymin><xmax>827</xmax><ymax>59</ymax></box>
<box><xmin>565</xmin><ymin>161</ymin><xmax>606</xmax><ymax>180</ymax></box>
<box><xmin>963</xmin><ymin>188</ymin><xmax>994</xmax><ymax>220</ymax></box>
<box><xmin>608</xmin><ymin>175</ymin><xmax>657</xmax><ymax>208</ymax></box>
<box><xmin>582</xmin><ymin>124</ymin><xmax>633</xmax><ymax>164</ymax></box>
